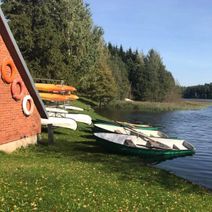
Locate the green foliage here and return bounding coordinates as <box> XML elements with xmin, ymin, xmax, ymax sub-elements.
<box><xmin>2</xmin><ymin>0</ymin><xmax>116</xmax><ymax>104</ymax></box>
<box><xmin>80</xmin><ymin>43</ymin><xmax>117</xmax><ymax>106</ymax></box>
<box><xmin>183</xmin><ymin>83</ymin><xmax>212</xmax><ymax>99</ymax></box>
<box><xmin>2</xmin><ymin>0</ymin><xmax>180</xmax><ymax>103</ymax></box>
<box><xmin>2</xmin><ymin>0</ymin><xmax>67</xmax><ymax>79</ymax></box>
<box><xmin>108</xmin><ymin>54</ymin><xmax>130</xmax><ymax>100</ymax></box>
<box><xmin>108</xmin><ymin>46</ymin><xmax>179</xmax><ymax>102</ymax></box>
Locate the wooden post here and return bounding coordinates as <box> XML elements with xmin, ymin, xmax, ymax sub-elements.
<box><xmin>48</xmin><ymin>124</ymin><xmax>54</xmax><ymax>144</ymax></box>
<box><xmin>37</xmin><ymin>133</ymin><xmax>42</xmax><ymax>143</ymax></box>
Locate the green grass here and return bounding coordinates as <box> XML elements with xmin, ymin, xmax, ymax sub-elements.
<box><xmin>107</xmin><ymin>100</ymin><xmax>212</xmax><ymax>112</ymax></box>
<box><xmin>0</xmin><ymin>101</ymin><xmax>212</xmax><ymax>211</ymax></box>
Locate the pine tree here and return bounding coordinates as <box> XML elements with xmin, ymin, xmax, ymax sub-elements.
<box><xmin>108</xmin><ymin>54</ymin><xmax>130</xmax><ymax>100</ymax></box>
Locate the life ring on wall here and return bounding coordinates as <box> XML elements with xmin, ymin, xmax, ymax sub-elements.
<box><xmin>22</xmin><ymin>95</ymin><xmax>34</xmax><ymax>116</ymax></box>
<box><xmin>11</xmin><ymin>78</ymin><xmax>25</xmax><ymax>100</ymax></box>
<box><xmin>1</xmin><ymin>58</ymin><xmax>17</xmax><ymax>83</ymax></box>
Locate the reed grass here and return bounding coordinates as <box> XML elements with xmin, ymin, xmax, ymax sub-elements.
<box><xmin>106</xmin><ymin>100</ymin><xmax>212</xmax><ymax>112</ymax></box>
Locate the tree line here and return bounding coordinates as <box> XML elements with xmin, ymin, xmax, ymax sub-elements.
<box><xmin>1</xmin><ymin>0</ymin><xmax>180</xmax><ymax>105</ymax></box>
<box><xmin>183</xmin><ymin>83</ymin><xmax>212</xmax><ymax>99</ymax></box>
<box><xmin>107</xmin><ymin>44</ymin><xmax>181</xmax><ymax>102</ymax></box>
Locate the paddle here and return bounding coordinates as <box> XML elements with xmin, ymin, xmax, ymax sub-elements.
<box><xmin>115</xmin><ymin>121</ymin><xmax>171</xmax><ymax>150</ymax></box>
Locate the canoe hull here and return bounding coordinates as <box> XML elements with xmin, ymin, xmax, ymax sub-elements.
<box><xmin>93</xmin><ymin>119</ymin><xmax>154</xmax><ymax>129</ymax></box>
<box><xmin>59</xmin><ymin>105</ymin><xmax>84</xmax><ymax>111</ymax></box>
<box><xmin>39</xmin><ymin>93</ymin><xmax>79</xmax><ymax>102</ymax></box>
<box><xmin>93</xmin><ymin>123</ymin><xmax>165</xmax><ymax>137</ymax></box>
<box><xmin>36</xmin><ymin>83</ymin><xmax>76</xmax><ymax>92</ymax></box>
<box><xmin>48</xmin><ymin>112</ymin><xmax>92</xmax><ymax>125</ymax></box>
<box><xmin>41</xmin><ymin>117</ymin><xmax>77</xmax><ymax>130</ymax></box>
<box><xmin>95</xmin><ymin>134</ymin><xmax>195</xmax><ymax>157</ymax></box>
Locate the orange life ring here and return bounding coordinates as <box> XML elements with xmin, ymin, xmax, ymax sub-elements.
<box><xmin>1</xmin><ymin>58</ymin><xmax>17</xmax><ymax>83</ymax></box>
<box><xmin>22</xmin><ymin>95</ymin><xmax>34</xmax><ymax>116</ymax></box>
<box><xmin>11</xmin><ymin>78</ymin><xmax>25</xmax><ymax>100</ymax></box>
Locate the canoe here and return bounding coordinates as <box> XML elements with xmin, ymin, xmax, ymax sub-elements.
<box><xmin>35</xmin><ymin>83</ymin><xmax>76</xmax><ymax>92</ymax></box>
<box><xmin>45</xmin><ymin>107</ymin><xmax>68</xmax><ymax>114</ymax></box>
<box><xmin>117</xmin><ymin>121</ymin><xmax>151</xmax><ymax>128</ymax></box>
<box><xmin>41</xmin><ymin>117</ymin><xmax>77</xmax><ymax>130</ymax></box>
<box><xmin>39</xmin><ymin>93</ymin><xmax>79</xmax><ymax>102</ymax></box>
<box><xmin>94</xmin><ymin>133</ymin><xmax>195</xmax><ymax>156</ymax></box>
<box><xmin>59</xmin><ymin>105</ymin><xmax>84</xmax><ymax>111</ymax></box>
<box><xmin>48</xmin><ymin>112</ymin><xmax>92</xmax><ymax>125</ymax></box>
<box><xmin>93</xmin><ymin>123</ymin><xmax>167</xmax><ymax>138</ymax></box>
<box><xmin>93</xmin><ymin>119</ymin><xmax>156</xmax><ymax>129</ymax></box>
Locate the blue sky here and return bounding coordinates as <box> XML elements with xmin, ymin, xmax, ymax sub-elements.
<box><xmin>86</xmin><ymin>0</ymin><xmax>212</xmax><ymax>86</ymax></box>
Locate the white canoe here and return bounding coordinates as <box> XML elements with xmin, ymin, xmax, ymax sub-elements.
<box><xmin>117</xmin><ymin>121</ymin><xmax>151</xmax><ymax>128</ymax></box>
<box><xmin>48</xmin><ymin>112</ymin><xmax>92</xmax><ymax>125</ymax></box>
<box><xmin>41</xmin><ymin>117</ymin><xmax>77</xmax><ymax>130</ymax></box>
<box><xmin>94</xmin><ymin>133</ymin><xmax>195</xmax><ymax>152</ymax></box>
<box><xmin>94</xmin><ymin>123</ymin><xmax>167</xmax><ymax>138</ymax></box>
<box><xmin>59</xmin><ymin>105</ymin><xmax>84</xmax><ymax>111</ymax></box>
<box><xmin>46</xmin><ymin>107</ymin><xmax>68</xmax><ymax>114</ymax></box>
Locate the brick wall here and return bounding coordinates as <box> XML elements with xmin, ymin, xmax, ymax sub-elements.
<box><xmin>0</xmin><ymin>35</ymin><xmax>41</xmax><ymax>145</ymax></box>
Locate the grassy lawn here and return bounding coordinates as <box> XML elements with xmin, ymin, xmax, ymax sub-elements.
<box><xmin>0</xmin><ymin>102</ymin><xmax>212</xmax><ymax>211</ymax></box>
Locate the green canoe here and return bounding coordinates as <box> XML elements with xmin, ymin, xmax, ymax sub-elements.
<box><xmin>94</xmin><ymin>133</ymin><xmax>195</xmax><ymax>157</ymax></box>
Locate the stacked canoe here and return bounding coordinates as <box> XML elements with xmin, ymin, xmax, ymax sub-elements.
<box><xmin>36</xmin><ymin>83</ymin><xmax>92</xmax><ymax>130</ymax></box>
<box><xmin>41</xmin><ymin>106</ymin><xmax>92</xmax><ymax>130</ymax></box>
<box><xmin>36</xmin><ymin>83</ymin><xmax>79</xmax><ymax>102</ymax></box>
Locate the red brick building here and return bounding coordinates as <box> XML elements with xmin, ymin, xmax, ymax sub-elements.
<box><xmin>0</xmin><ymin>8</ymin><xmax>47</xmax><ymax>153</ymax></box>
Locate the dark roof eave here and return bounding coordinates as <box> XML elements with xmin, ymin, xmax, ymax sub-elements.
<box><xmin>0</xmin><ymin>7</ymin><xmax>48</xmax><ymax>119</ymax></box>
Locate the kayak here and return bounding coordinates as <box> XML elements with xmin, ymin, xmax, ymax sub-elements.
<box><xmin>41</xmin><ymin>117</ymin><xmax>77</xmax><ymax>130</ymax></box>
<box><xmin>93</xmin><ymin>123</ymin><xmax>167</xmax><ymax>138</ymax></box>
<box><xmin>93</xmin><ymin>119</ymin><xmax>155</xmax><ymax>129</ymax></box>
<box><xmin>35</xmin><ymin>83</ymin><xmax>76</xmax><ymax>92</ymax></box>
<box><xmin>45</xmin><ymin>107</ymin><xmax>68</xmax><ymax>114</ymax></box>
<box><xmin>48</xmin><ymin>112</ymin><xmax>92</xmax><ymax>125</ymax></box>
<box><xmin>94</xmin><ymin>133</ymin><xmax>195</xmax><ymax>156</ymax></box>
<box><xmin>116</xmin><ymin>121</ymin><xmax>151</xmax><ymax>128</ymax></box>
<box><xmin>59</xmin><ymin>105</ymin><xmax>84</xmax><ymax>111</ymax></box>
<box><xmin>39</xmin><ymin>93</ymin><xmax>79</xmax><ymax>102</ymax></box>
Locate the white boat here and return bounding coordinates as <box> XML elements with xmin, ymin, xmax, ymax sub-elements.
<box><xmin>59</xmin><ymin>105</ymin><xmax>84</xmax><ymax>111</ymax></box>
<box><xmin>41</xmin><ymin>117</ymin><xmax>77</xmax><ymax>130</ymax></box>
<box><xmin>45</xmin><ymin>107</ymin><xmax>68</xmax><ymax>114</ymax></box>
<box><xmin>94</xmin><ymin>123</ymin><xmax>167</xmax><ymax>138</ymax></box>
<box><xmin>94</xmin><ymin>133</ymin><xmax>195</xmax><ymax>156</ymax></box>
<box><xmin>48</xmin><ymin>112</ymin><xmax>92</xmax><ymax>125</ymax></box>
<box><xmin>65</xmin><ymin>114</ymin><xmax>92</xmax><ymax>125</ymax></box>
<box><xmin>117</xmin><ymin>121</ymin><xmax>151</xmax><ymax>128</ymax></box>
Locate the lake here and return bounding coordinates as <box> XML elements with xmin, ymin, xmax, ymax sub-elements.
<box><xmin>98</xmin><ymin>106</ymin><xmax>212</xmax><ymax>189</ymax></box>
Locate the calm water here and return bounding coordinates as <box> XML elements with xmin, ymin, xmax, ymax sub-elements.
<box><xmin>99</xmin><ymin>106</ymin><xmax>212</xmax><ymax>189</ymax></box>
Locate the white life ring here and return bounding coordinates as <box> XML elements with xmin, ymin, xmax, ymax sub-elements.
<box><xmin>22</xmin><ymin>95</ymin><xmax>34</xmax><ymax>116</ymax></box>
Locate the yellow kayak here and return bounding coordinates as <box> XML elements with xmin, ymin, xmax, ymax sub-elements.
<box><xmin>39</xmin><ymin>93</ymin><xmax>79</xmax><ymax>102</ymax></box>
<box><xmin>35</xmin><ymin>83</ymin><xmax>76</xmax><ymax>92</ymax></box>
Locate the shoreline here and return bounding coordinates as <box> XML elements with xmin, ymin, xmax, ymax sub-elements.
<box><xmin>0</xmin><ymin>100</ymin><xmax>212</xmax><ymax>210</ymax></box>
